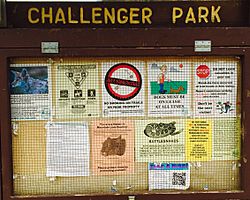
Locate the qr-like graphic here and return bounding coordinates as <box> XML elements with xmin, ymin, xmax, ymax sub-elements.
<box><xmin>172</xmin><ymin>172</ymin><xmax>186</xmax><ymax>186</ymax></box>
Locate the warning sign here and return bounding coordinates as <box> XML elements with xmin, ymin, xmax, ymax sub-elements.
<box><xmin>102</xmin><ymin>62</ymin><xmax>145</xmax><ymax>117</ymax></box>
<box><xmin>104</xmin><ymin>63</ymin><xmax>142</xmax><ymax>101</ymax></box>
<box><xmin>196</xmin><ymin>65</ymin><xmax>210</xmax><ymax>79</ymax></box>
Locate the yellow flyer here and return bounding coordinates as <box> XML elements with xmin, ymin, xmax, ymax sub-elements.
<box><xmin>55</xmin><ymin>63</ymin><xmax>100</xmax><ymax>119</ymax></box>
<box><xmin>186</xmin><ymin>119</ymin><xmax>212</xmax><ymax>161</ymax></box>
<box><xmin>91</xmin><ymin>120</ymin><xmax>134</xmax><ymax>175</ymax></box>
<box><xmin>135</xmin><ymin>119</ymin><xmax>185</xmax><ymax>162</ymax></box>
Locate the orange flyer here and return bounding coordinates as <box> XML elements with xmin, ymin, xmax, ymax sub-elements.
<box><xmin>91</xmin><ymin>120</ymin><xmax>134</xmax><ymax>175</ymax></box>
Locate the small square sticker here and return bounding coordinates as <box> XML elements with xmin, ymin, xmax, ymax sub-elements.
<box><xmin>195</xmin><ymin>40</ymin><xmax>211</xmax><ymax>52</ymax></box>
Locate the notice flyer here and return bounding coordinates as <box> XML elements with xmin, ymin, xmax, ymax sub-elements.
<box><xmin>186</xmin><ymin>119</ymin><xmax>212</xmax><ymax>161</ymax></box>
<box><xmin>194</xmin><ymin>60</ymin><xmax>238</xmax><ymax>117</ymax></box>
<box><xmin>213</xmin><ymin>118</ymin><xmax>241</xmax><ymax>160</ymax></box>
<box><xmin>148</xmin><ymin>163</ymin><xmax>190</xmax><ymax>190</ymax></box>
<box><xmin>135</xmin><ymin>119</ymin><xmax>185</xmax><ymax>162</ymax></box>
<box><xmin>46</xmin><ymin>122</ymin><xmax>90</xmax><ymax>177</ymax></box>
<box><xmin>55</xmin><ymin>63</ymin><xmax>100</xmax><ymax>119</ymax></box>
<box><xmin>102</xmin><ymin>62</ymin><xmax>145</xmax><ymax>117</ymax></box>
<box><xmin>91</xmin><ymin>120</ymin><xmax>134</xmax><ymax>175</ymax></box>
<box><xmin>10</xmin><ymin>64</ymin><xmax>51</xmax><ymax>120</ymax></box>
<box><xmin>147</xmin><ymin>62</ymin><xmax>191</xmax><ymax>117</ymax></box>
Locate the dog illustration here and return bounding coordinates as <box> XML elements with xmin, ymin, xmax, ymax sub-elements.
<box><xmin>170</xmin><ymin>86</ymin><xmax>184</xmax><ymax>94</ymax></box>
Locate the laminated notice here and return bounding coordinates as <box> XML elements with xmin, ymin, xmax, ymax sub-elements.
<box><xmin>10</xmin><ymin>64</ymin><xmax>51</xmax><ymax>120</ymax></box>
<box><xmin>136</xmin><ymin>119</ymin><xmax>185</xmax><ymax>162</ymax></box>
<box><xmin>148</xmin><ymin>163</ymin><xmax>190</xmax><ymax>190</ymax></box>
<box><xmin>147</xmin><ymin>62</ymin><xmax>191</xmax><ymax>117</ymax></box>
<box><xmin>194</xmin><ymin>60</ymin><xmax>238</xmax><ymax>117</ymax></box>
<box><xmin>102</xmin><ymin>62</ymin><xmax>145</xmax><ymax>117</ymax></box>
<box><xmin>55</xmin><ymin>64</ymin><xmax>100</xmax><ymax>119</ymax></box>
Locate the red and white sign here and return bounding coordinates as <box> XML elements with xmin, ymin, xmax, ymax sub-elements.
<box><xmin>196</xmin><ymin>65</ymin><xmax>210</xmax><ymax>79</ymax></box>
<box><xmin>105</xmin><ymin>63</ymin><xmax>142</xmax><ymax>101</ymax></box>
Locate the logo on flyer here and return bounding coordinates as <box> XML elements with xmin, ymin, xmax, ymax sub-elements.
<box><xmin>196</xmin><ymin>65</ymin><xmax>210</xmax><ymax>79</ymax></box>
<box><xmin>66</xmin><ymin>69</ymin><xmax>88</xmax><ymax>89</ymax></box>
<box><xmin>105</xmin><ymin>63</ymin><xmax>142</xmax><ymax>101</ymax></box>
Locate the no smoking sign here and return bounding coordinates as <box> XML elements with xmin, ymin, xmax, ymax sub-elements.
<box><xmin>105</xmin><ymin>63</ymin><xmax>142</xmax><ymax>101</ymax></box>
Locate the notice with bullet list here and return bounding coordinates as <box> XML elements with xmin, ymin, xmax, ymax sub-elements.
<box><xmin>194</xmin><ymin>60</ymin><xmax>238</xmax><ymax>117</ymax></box>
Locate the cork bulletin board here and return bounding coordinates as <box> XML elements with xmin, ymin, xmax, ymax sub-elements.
<box><xmin>10</xmin><ymin>56</ymin><xmax>242</xmax><ymax>196</ymax></box>
<box><xmin>0</xmin><ymin>1</ymin><xmax>250</xmax><ymax>200</ymax></box>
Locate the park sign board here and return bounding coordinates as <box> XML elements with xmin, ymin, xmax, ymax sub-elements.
<box><xmin>5</xmin><ymin>0</ymin><xmax>250</xmax><ymax>28</ymax></box>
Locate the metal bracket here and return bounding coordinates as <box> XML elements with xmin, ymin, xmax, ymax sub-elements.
<box><xmin>128</xmin><ymin>196</ymin><xmax>135</xmax><ymax>200</ymax></box>
<box><xmin>41</xmin><ymin>42</ymin><xmax>59</xmax><ymax>54</ymax></box>
<box><xmin>194</xmin><ymin>40</ymin><xmax>212</xmax><ymax>52</ymax></box>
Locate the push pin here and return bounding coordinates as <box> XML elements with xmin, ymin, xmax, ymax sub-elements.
<box><xmin>13</xmin><ymin>174</ymin><xmax>18</xmax><ymax>180</ymax></box>
<box><xmin>203</xmin><ymin>185</ymin><xmax>209</xmax><ymax>190</ymax></box>
<box><xmin>232</xmin><ymin>162</ymin><xmax>237</xmax><ymax>170</ymax></box>
<box><xmin>12</xmin><ymin>122</ymin><xmax>19</xmax><ymax>136</ymax></box>
<box><xmin>47</xmin><ymin>58</ymin><xmax>55</xmax><ymax>64</ymax></box>
<box><xmin>45</xmin><ymin>122</ymin><xmax>54</xmax><ymax>129</ymax></box>
<box><xmin>194</xmin><ymin>162</ymin><xmax>202</xmax><ymax>169</ymax></box>
<box><xmin>111</xmin><ymin>185</ymin><xmax>118</xmax><ymax>193</ymax></box>
<box><xmin>49</xmin><ymin>177</ymin><xmax>56</xmax><ymax>182</ymax></box>
<box><xmin>111</xmin><ymin>180</ymin><xmax>118</xmax><ymax>192</ymax></box>
<box><xmin>182</xmin><ymin>108</ymin><xmax>189</xmax><ymax>116</ymax></box>
<box><xmin>126</xmin><ymin>185</ymin><xmax>133</xmax><ymax>190</ymax></box>
<box><xmin>196</xmin><ymin>162</ymin><xmax>202</xmax><ymax>167</ymax></box>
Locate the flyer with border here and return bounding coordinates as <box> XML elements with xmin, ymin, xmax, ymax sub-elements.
<box><xmin>10</xmin><ymin>64</ymin><xmax>52</xmax><ymax>120</ymax></box>
<box><xmin>91</xmin><ymin>120</ymin><xmax>135</xmax><ymax>175</ymax></box>
<box><xmin>102</xmin><ymin>61</ymin><xmax>145</xmax><ymax>117</ymax></box>
<box><xmin>147</xmin><ymin>61</ymin><xmax>191</xmax><ymax>117</ymax></box>
<box><xmin>55</xmin><ymin>63</ymin><xmax>100</xmax><ymax>119</ymax></box>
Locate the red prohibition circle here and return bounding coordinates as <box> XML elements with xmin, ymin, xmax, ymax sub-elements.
<box><xmin>105</xmin><ymin>63</ymin><xmax>142</xmax><ymax>101</ymax></box>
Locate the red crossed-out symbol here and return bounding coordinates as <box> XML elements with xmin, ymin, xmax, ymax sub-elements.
<box><xmin>105</xmin><ymin>63</ymin><xmax>142</xmax><ymax>101</ymax></box>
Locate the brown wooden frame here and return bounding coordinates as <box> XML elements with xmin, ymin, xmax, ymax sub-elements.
<box><xmin>0</xmin><ymin>27</ymin><xmax>250</xmax><ymax>200</ymax></box>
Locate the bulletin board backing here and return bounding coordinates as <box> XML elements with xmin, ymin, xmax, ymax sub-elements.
<box><xmin>10</xmin><ymin>56</ymin><xmax>241</xmax><ymax>196</ymax></box>
<box><xmin>0</xmin><ymin>2</ymin><xmax>250</xmax><ymax>199</ymax></box>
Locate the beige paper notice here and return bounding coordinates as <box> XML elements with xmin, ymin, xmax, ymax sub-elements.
<box><xmin>91</xmin><ymin>120</ymin><xmax>134</xmax><ymax>175</ymax></box>
<box><xmin>213</xmin><ymin>118</ymin><xmax>241</xmax><ymax>160</ymax></box>
<box><xmin>135</xmin><ymin>119</ymin><xmax>185</xmax><ymax>162</ymax></box>
<box><xmin>55</xmin><ymin>64</ymin><xmax>100</xmax><ymax>119</ymax></box>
